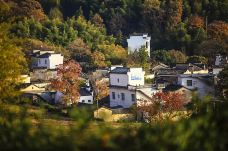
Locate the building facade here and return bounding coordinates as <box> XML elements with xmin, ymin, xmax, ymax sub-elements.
<box><xmin>127</xmin><ymin>33</ymin><xmax>151</xmax><ymax>57</ymax></box>
<box><xmin>109</xmin><ymin>67</ymin><xmax>146</xmax><ymax>108</ymax></box>
<box><xmin>37</xmin><ymin>53</ymin><xmax>64</xmax><ymax>69</ymax></box>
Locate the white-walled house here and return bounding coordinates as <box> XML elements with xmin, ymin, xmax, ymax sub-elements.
<box><xmin>109</xmin><ymin>67</ymin><xmax>159</xmax><ymax>108</ymax></box>
<box><xmin>178</xmin><ymin>74</ymin><xmax>214</xmax><ymax>98</ymax></box>
<box><xmin>37</xmin><ymin>53</ymin><xmax>64</xmax><ymax>69</ymax></box>
<box><xmin>127</xmin><ymin>33</ymin><xmax>151</xmax><ymax>57</ymax></box>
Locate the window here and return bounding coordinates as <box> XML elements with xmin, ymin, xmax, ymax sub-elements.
<box><xmin>38</xmin><ymin>59</ymin><xmax>41</xmax><ymax>64</ymax></box>
<box><xmin>82</xmin><ymin>100</ymin><xmax>85</xmax><ymax>103</ymax></box>
<box><xmin>146</xmin><ymin>42</ymin><xmax>148</xmax><ymax>48</ymax></box>
<box><xmin>187</xmin><ymin>80</ymin><xmax>192</xmax><ymax>86</ymax></box>
<box><xmin>45</xmin><ymin>59</ymin><xmax>47</xmax><ymax>64</ymax></box>
<box><xmin>88</xmin><ymin>100</ymin><xmax>91</xmax><ymax>102</ymax></box>
<box><xmin>131</xmin><ymin>94</ymin><xmax>135</xmax><ymax>102</ymax></box>
<box><xmin>112</xmin><ymin>92</ymin><xmax>115</xmax><ymax>99</ymax></box>
<box><xmin>117</xmin><ymin>78</ymin><xmax>119</xmax><ymax>83</ymax></box>
<box><xmin>121</xmin><ymin>93</ymin><xmax>125</xmax><ymax>101</ymax></box>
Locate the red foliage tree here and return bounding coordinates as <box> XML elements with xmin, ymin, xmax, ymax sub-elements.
<box><xmin>51</xmin><ymin>60</ymin><xmax>82</xmax><ymax>105</ymax></box>
<box><xmin>138</xmin><ymin>92</ymin><xmax>187</xmax><ymax>122</ymax></box>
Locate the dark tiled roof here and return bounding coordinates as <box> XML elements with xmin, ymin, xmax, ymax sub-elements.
<box><xmin>110</xmin><ymin>67</ymin><xmax>129</xmax><ymax>74</ymax></box>
<box><xmin>37</xmin><ymin>53</ymin><xmax>51</xmax><ymax>58</ymax></box>
<box><xmin>157</xmin><ymin>69</ymin><xmax>183</xmax><ymax>75</ymax></box>
<box><xmin>80</xmin><ymin>88</ymin><xmax>92</xmax><ymax>96</ymax></box>
<box><xmin>175</xmin><ymin>63</ymin><xmax>203</xmax><ymax>71</ymax></box>
<box><xmin>162</xmin><ymin>84</ymin><xmax>184</xmax><ymax>92</ymax></box>
<box><xmin>130</xmin><ymin>33</ymin><xmax>149</xmax><ymax>36</ymax></box>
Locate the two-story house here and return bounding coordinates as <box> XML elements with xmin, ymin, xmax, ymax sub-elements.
<box><xmin>109</xmin><ymin>67</ymin><xmax>159</xmax><ymax>108</ymax></box>
<box><xmin>31</xmin><ymin>50</ymin><xmax>63</xmax><ymax>69</ymax></box>
<box><xmin>127</xmin><ymin>33</ymin><xmax>151</xmax><ymax>57</ymax></box>
<box><xmin>37</xmin><ymin>53</ymin><xmax>63</xmax><ymax>69</ymax></box>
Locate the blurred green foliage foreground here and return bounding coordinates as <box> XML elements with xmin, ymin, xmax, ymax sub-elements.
<box><xmin>0</xmin><ymin>97</ymin><xmax>227</xmax><ymax>151</ymax></box>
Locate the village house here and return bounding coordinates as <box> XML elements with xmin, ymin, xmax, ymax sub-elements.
<box><xmin>109</xmin><ymin>67</ymin><xmax>159</xmax><ymax>108</ymax></box>
<box><xmin>31</xmin><ymin>50</ymin><xmax>63</xmax><ymax>69</ymax></box>
<box><xmin>155</xmin><ymin>63</ymin><xmax>208</xmax><ymax>86</ymax></box>
<box><xmin>177</xmin><ymin>74</ymin><xmax>214</xmax><ymax>98</ymax></box>
<box><xmin>127</xmin><ymin>33</ymin><xmax>151</xmax><ymax>57</ymax></box>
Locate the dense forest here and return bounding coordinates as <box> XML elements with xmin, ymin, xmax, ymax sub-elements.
<box><xmin>0</xmin><ymin>0</ymin><xmax>228</xmax><ymax>68</ymax></box>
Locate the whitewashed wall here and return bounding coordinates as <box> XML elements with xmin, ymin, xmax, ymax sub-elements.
<box><xmin>49</xmin><ymin>54</ymin><xmax>63</xmax><ymax>69</ymax></box>
<box><xmin>110</xmin><ymin>88</ymin><xmax>136</xmax><ymax>108</ymax></box>
<box><xmin>128</xmin><ymin>68</ymin><xmax>145</xmax><ymax>86</ymax></box>
<box><xmin>79</xmin><ymin>95</ymin><xmax>93</xmax><ymax>104</ymax></box>
<box><xmin>110</xmin><ymin>73</ymin><xmax>128</xmax><ymax>87</ymax></box>
<box><xmin>127</xmin><ymin>35</ymin><xmax>151</xmax><ymax>57</ymax></box>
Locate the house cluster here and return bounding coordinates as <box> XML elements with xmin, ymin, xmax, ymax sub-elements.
<box><xmin>20</xmin><ymin>50</ymin><xmax>94</xmax><ymax>105</ymax></box>
<box><xmin>109</xmin><ymin>33</ymin><xmax>225</xmax><ymax>109</ymax></box>
<box><xmin>19</xmin><ymin>33</ymin><xmax>227</xmax><ymax>121</ymax></box>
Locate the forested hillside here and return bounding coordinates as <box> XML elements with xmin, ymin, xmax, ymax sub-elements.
<box><xmin>0</xmin><ymin>0</ymin><xmax>228</xmax><ymax>66</ymax></box>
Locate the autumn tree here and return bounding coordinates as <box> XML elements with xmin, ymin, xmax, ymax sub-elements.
<box><xmin>91</xmin><ymin>51</ymin><xmax>107</xmax><ymax>68</ymax></box>
<box><xmin>0</xmin><ymin>24</ymin><xmax>27</xmax><ymax>101</ymax></box>
<box><xmin>167</xmin><ymin>49</ymin><xmax>187</xmax><ymax>64</ymax></box>
<box><xmin>91</xmin><ymin>13</ymin><xmax>104</xmax><ymax>28</ymax></box>
<box><xmin>189</xmin><ymin>15</ymin><xmax>204</xmax><ymax>28</ymax></box>
<box><xmin>51</xmin><ymin>60</ymin><xmax>82</xmax><ymax>105</ymax></box>
<box><xmin>11</xmin><ymin>0</ymin><xmax>46</xmax><ymax>21</ymax></box>
<box><xmin>67</xmin><ymin>38</ymin><xmax>91</xmax><ymax>62</ymax></box>
<box><xmin>165</xmin><ymin>0</ymin><xmax>183</xmax><ymax>31</ymax></box>
<box><xmin>208</xmin><ymin>21</ymin><xmax>228</xmax><ymax>40</ymax></box>
<box><xmin>138</xmin><ymin>92</ymin><xmax>187</xmax><ymax>122</ymax></box>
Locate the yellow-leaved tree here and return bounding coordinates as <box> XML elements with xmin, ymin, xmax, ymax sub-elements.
<box><xmin>0</xmin><ymin>24</ymin><xmax>27</xmax><ymax>101</ymax></box>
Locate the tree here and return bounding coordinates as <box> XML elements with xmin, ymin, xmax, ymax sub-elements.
<box><xmin>168</xmin><ymin>49</ymin><xmax>187</xmax><ymax>64</ymax></box>
<box><xmin>67</xmin><ymin>38</ymin><xmax>91</xmax><ymax>62</ymax></box>
<box><xmin>91</xmin><ymin>51</ymin><xmax>107</xmax><ymax>68</ymax></box>
<box><xmin>98</xmin><ymin>44</ymin><xmax>127</xmax><ymax>65</ymax></box>
<box><xmin>51</xmin><ymin>60</ymin><xmax>82</xmax><ymax>105</ymax></box>
<box><xmin>11</xmin><ymin>0</ymin><xmax>46</xmax><ymax>21</ymax></box>
<box><xmin>0</xmin><ymin>24</ymin><xmax>27</xmax><ymax>101</ymax></box>
<box><xmin>217</xmin><ymin>66</ymin><xmax>228</xmax><ymax>99</ymax></box>
<box><xmin>91</xmin><ymin>13</ymin><xmax>104</xmax><ymax>28</ymax></box>
<box><xmin>189</xmin><ymin>15</ymin><xmax>204</xmax><ymax>28</ymax></box>
<box><xmin>138</xmin><ymin>91</ymin><xmax>187</xmax><ymax>122</ymax></box>
<box><xmin>208</xmin><ymin>21</ymin><xmax>228</xmax><ymax>40</ymax></box>
<box><xmin>187</xmin><ymin>55</ymin><xmax>208</xmax><ymax>64</ymax></box>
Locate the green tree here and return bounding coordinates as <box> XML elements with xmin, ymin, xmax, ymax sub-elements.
<box><xmin>0</xmin><ymin>24</ymin><xmax>27</xmax><ymax>101</ymax></box>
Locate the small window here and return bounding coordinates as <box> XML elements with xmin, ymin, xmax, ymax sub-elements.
<box><xmin>82</xmin><ymin>100</ymin><xmax>85</xmax><ymax>103</ymax></box>
<box><xmin>121</xmin><ymin>93</ymin><xmax>125</xmax><ymax>101</ymax></box>
<box><xmin>112</xmin><ymin>92</ymin><xmax>115</xmax><ymax>99</ymax></box>
<box><xmin>131</xmin><ymin>94</ymin><xmax>135</xmax><ymax>102</ymax></box>
<box><xmin>38</xmin><ymin>59</ymin><xmax>41</xmax><ymax>64</ymax></box>
<box><xmin>45</xmin><ymin>59</ymin><xmax>47</xmax><ymax>64</ymax></box>
<box><xmin>187</xmin><ymin>80</ymin><xmax>192</xmax><ymax>86</ymax></box>
<box><xmin>88</xmin><ymin>100</ymin><xmax>91</xmax><ymax>102</ymax></box>
<box><xmin>117</xmin><ymin>78</ymin><xmax>119</xmax><ymax>83</ymax></box>
<box><xmin>146</xmin><ymin>42</ymin><xmax>148</xmax><ymax>48</ymax></box>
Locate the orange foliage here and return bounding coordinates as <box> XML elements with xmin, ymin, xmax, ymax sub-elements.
<box><xmin>51</xmin><ymin>60</ymin><xmax>82</xmax><ymax>105</ymax></box>
<box><xmin>138</xmin><ymin>91</ymin><xmax>187</xmax><ymax>122</ymax></box>
<box><xmin>91</xmin><ymin>51</ymin><xmax>107</xmax><ymax>68</ymax></box>
<box><xmin>189</xmin><ymin>15</ymin><xmax>204</xmax><ymax>28</ymax></box>
<box><xmin>208</xmin><ymin>21</ymin><xmax>228</xmax><ymax>40</ymax></box>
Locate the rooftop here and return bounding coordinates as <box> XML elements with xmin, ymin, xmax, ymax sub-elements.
<box><xmin>37</xmin><ymin>53</ymin><xmax>52</xmax><ymax>58</ymax></box>
<box><xmin>110</xmin><ymin>67</ymin><xmax>129</xmax><ymax>74</ymax></box>
<box><xmin>80</xmin><ymin>87</ymin><xmax>92</xmax><ymax>96</ymax></box>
